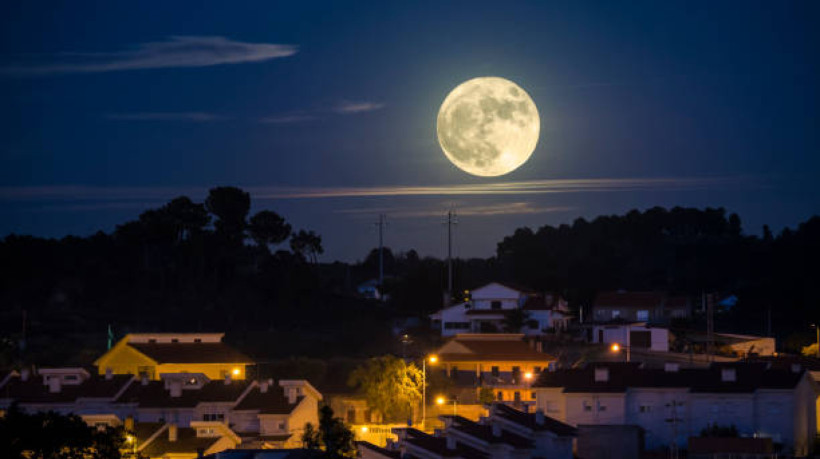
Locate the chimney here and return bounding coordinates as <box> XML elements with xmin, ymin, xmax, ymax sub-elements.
<box><xmin>48</xmin><ymin>376</ymin><xmax>62</xmax><ymax>393</ymax></box>
<box><xmin>445</xmin><ymin>436</ymin><xmax>457</xmax><ymax>450</ymax></box>
<box><xmin>169</xmin><ymin>380</ymin><xmax>182</xmax><ymax>398</ymax></box>
<box><xmin>594</xmin><ymin>367</ymin><xmax>609</xmax><ymax>382</ymax></box>
<box><xmin>721</xmin><ymin>368</ymin><xmax>736</xmax><ymax>382</ymax></box>
<box><xmin>286</xmin><ymin>388</ymin><xmax>297</xmax><ymax>404</ymax></box>
<box><xmin>664</xmin><ymin>363</ymin><xmax>680</xmax><ymax>373</ymax></box>
<box><xmin>21</xmin><ymin>368</ymin><xmax>30</xmax><ymax>382</ymax></box>
<box><xmin>224</xmin><ymin>374</ymin><xmax>232</xmax><ymax>385</ymax></box>
<box><xmin>105</xmin><ymin>368</ymin><xmax>113</xmax><ymax>380</ymax></box>
<box><xmin>260</xmin><ymin>380</ymin><xmax>269</xmax><ymax>393</ymax></box>
<box><xmin>141</xmin><ymin>374</ymin><xmax>149</xmax><ymax>386</ymax></box>
<box><xmin>168</xmin><ymin>424</ymin><xmax>178</xmax><ymax>442</ymax></box>
<box><xmin>125</xmin><ymin>415</ymin><xmax>135</xmax><ymax>431</ymax></box>
<box><xmin>535</xmin><ymin>409</ymin><xmax>545</xmax><ymax>426</ymax></box>
<box><xmin>491</xmin><ymin>423</ymin><xmax>502</xmax><ymax>437</ymax></box>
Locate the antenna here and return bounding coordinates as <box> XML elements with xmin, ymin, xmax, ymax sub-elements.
<box><xmin>445</xmin><ymin>210</ymin><xmax>458</xmax><ymax>305</ymax></box>
<box><xmin>374</xmin><ymin>214</ymin><xmax>387</xmax><ymax>287</ymax></box>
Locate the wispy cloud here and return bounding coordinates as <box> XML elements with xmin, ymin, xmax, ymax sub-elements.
<box><xmin>258</xmin><ymin>114</ymin><xmax>316</xmax><ymax>124</ymax></box>
<box><xmin>105</xmin><ymin>112</ymin><xmax>229</xmax><ymax>122</ymax></box>
<box><xmin>333</xmin><ymin>101</ymin><xmax>385</xmax><ymax>114</ymax></box>
<box><xmin>337</xmin><ymin>202</ymin><xmax>576</xmax><ymax>218</ymax></box>
<box><xmin>0</xmin><ymin>176</ymin><xmax>758</xmax><ymax>205</ymax></box>
<box><xmin>0</xmin><ymin>36</ymin><xmax>297</xmax><ymax>76</ymax></box>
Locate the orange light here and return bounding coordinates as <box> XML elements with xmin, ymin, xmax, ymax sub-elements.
<box><xmin>611</xmin><ymin>343</ymin><xmax>621</xmax><ymax>352</ymax></box>
<box><xmin>360</xmin><ymin>426</ymin><xmax>369</xmax><ymax>433</ymax></box>
<box><xmin>524</xmin><ymin>372</ymin><xmax>533</xmax><ymax>380</ymax></box>
<box><xmin>429</xmin><ymin>355</ymin><xmax>438</xmax><ymax>364</ymax></box>
<box><xmin>436</xmin><ymin>396</ymin><xmax>446</xmax><ymax>405</ymax></box>
<box><xmin>232</xmin><ymin>368</ymin><xmax>241</xmax><ymax>376</ymax></box>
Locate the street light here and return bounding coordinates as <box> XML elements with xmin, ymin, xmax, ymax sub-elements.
<box><xmin>611</xmin><ymin>342</ymin><xmax>631</xmax><ymax>362</ymax></box>
<box><xmin>436</xmin><ymin>396</ymin><xmax>457</xmax><ymax>416</ymax></box>
<box><xmin>422</xmin><ymin>354</ymin><xmax>438</xmax><ymax>429</ymax></box>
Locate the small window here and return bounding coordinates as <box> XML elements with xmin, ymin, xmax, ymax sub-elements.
<box><xmin>639</xmin><ymin>405</ymin><xmax>652</xmax><ymax>413</ymax></box>
<box><xmin>497</xmin><ymin>391</ymin><xmax>503</xmax><ymax>401</ymax></box>
<box><xmin>637</xmin><ymin>310</ymin><xmax>649</xmax><ymax>321</ymax></box>
<box><xmin>194</xmin><ymin>338</ymin><xmax>202</xmax><ymax>343</ymax></box>
<box><xmin>598</xmin><ymin>404</ymin><xmax>607</xmax><ymax>412</ymax></box>
<box><xmin>171</xmin><ymin>338</ymin><xmax>179</xmax><ymax>343</ymax></box>
<box><xmin>612</xmin><ymin>310</ymin><xmax>621</xmax><ymax>318</ymax></box>
<box><xmin>491</xmin><ymin>366</ymin><xmax>500</xmax><ymax>377</ymax></box>
<box><xmin>531</xmin><ymin>392</ymin><xmax>537</xmax><ymax>400</ymax></box>
<box><xmin>491</xmin><ymin>301</ymin><xmax>502</xmax><ymax>310</ymax></box>
<box><xmin>514</xmin><ymin>391</ymin><xmax>521</xmax><ymax>402</ymax></box>
<box><xmin>148</xmin><ymin>339</ymin><xmax>157</xmax><ymax>343</ymax></box>
<box><xmin>278</xmin><ymin>422</ymin><xmax>285</xmax><ymax>430</ymax></box>
<box><xmin>583</xmin><ymin>401</ymin><xmax>592</xmax><ymax>412</ymax></box>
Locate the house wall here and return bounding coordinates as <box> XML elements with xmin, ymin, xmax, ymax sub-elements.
<box><xmin>229</xmin><ymin>410</ymin><xmax>259</xmax><ymax>434</ymax></box>
<box><xmin>470</xmin><ymin>284</ymin><xmax>522</xmax><ymax>310</ymax></box>
<box><xmin>281</xmin><ymin>392</ymin><xmax>320</xmax><ymax>447</ymax></box>
<box><xmin>96</xmin><ymin>345</ymin><xmax>157</xmax><ymax>377</ymax></box>
<box><xmin>591</xmin><ymin>325</ymin><xmax>669</xmax><ymax>352</ymax></box>
<box><xmin>625</xmin><ymin>388</ymin><xmax>689</xmax><ymax>450</ymax></box>
<box><xmin>564</xmin><ymin>393</ymin><xmax>626</xmax><ymax>425</ymax></box>
<box><xmin>440</xmin><ymin>303</ymin><xmax>472</xmax><ymax>337</ymax></box>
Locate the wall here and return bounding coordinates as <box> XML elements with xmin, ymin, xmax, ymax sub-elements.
<box><xmin>576</xmin><ymin>424</ymin><xmax>644</xmax><ymax>459</ymax></box>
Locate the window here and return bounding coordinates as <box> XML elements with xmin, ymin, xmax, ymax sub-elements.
<box><xmin>497</xmin><ymin>391</ymin><xmax>503</xmax><ymax>401</ymax></box>
<box><xmin>194</xmin><ymin>338</ymin><xmax>202</xmax><ymax>343</ymax></box>
<box><xmin>444</xmin><ymin>322</ymin><xmax>470</xmax><ymax>330</ymax></box>
<box><xmin>491</xmin><ymin>301</ymin><xmax>502</xmax><ymax>310</ymax></box>
<box><xmin>583</xmin><ymin>401</ymin><xmax>593</xmax><ymax>412</ymax></box>
<box><xmin>512</xmin><ymin>366</ymin><xmax>521</xmax><ymax>382</ymax></box>
<box><xmin>186</xmin><ymin>377</ymin><xmax>198</xmax><ymax>386</ymax></box>
<box><xmin>598</xmin><ymin>403</ymin><xmax>607</xmax><ymax>412</ymax></box>
<box><xmin>637</xmin><ymin>310</ymin><xmax>649</xmax><ymax>321</ymax></box>
<box><xmin>491</xmin><ymin>366</ymin><xmax>500</xmax><ymax>377</ymax></box>
<box><xmin>612</xmin><ymin>310</ymin><xmax>621</xmax><ymax>318</ymax></box>
<box><xmin>148</xmin><ymin>339</ymin><xmax>157</xmax><ymax>343</ymax></box>
<box><xmin>364</xmin><ymin>409</ymin><xmax>372</xmax><ymax>423</ymax></box>
<box><xmin>639</xmin><ymin>405</ymin><xmax>652</xmax><ymax>413</ymax></box>
<box><xmin>137</xmin><ymin>366</ymin><xmax>155</xmax><ymax>379</ymax></box>
<box><xmin>531</xmin><ymin>392</ymin><xmax>537</xmax><ymax>400</ymax></box>
<box><xmin>514</xmin><ymin>392</ymin><xmax>521</xmax><ymax>402</ymax></box>
<box><xmin>534</xmin><ymin>366</ymin><xmax>541</xmax><ymax>373</ymax></box>
<box><xmin>278</xmin><ymin>422</ymin><xmax>286</xmax><ymax>430</ymax></box>
<box><xmin>347</xmin><ymin>410</ymin><xmax>356</xmax><ymax>424</ymax></box>
<box><xmin>171</xmin><ymin>338</ymin><xmax>179</xmax><ymax>343</ymax></box>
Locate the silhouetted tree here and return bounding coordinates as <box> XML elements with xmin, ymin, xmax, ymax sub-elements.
<box><xmin>291</xmin><ymin>230</ymin><xmax>323</xmax><ymax>264</ymax></box>
<box><xmin>248</xmin><ymin>210</ymin><xmax>291</xmax><ymax>252</ymax></box>
<box><xmin>205</xmin><ymin>186</ymin><xmax>250</xmax><ymax>243</ymax></box>
<box><xmin>302</xmin><ymin>405</ymin><xmax>355</xmax><ymax>458</ymax></box>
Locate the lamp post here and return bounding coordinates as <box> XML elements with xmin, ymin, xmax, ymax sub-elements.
<box><xmin>436</xmin><ymin>396</ymin><xmax>457</xmax><ymax>417</ymax></box>
<box><xmin>422</xmin><ymin>355</ymin><xmax>438</xmax><ymax>430</ymax></box>
<box><xmin>611</xmin><ymin>342</ymin><xmax>631</xmax><ymax>362</ymax></box>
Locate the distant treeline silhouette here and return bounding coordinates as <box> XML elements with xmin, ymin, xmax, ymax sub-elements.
<box><xmin>0</xmin><ymin>188</ymin><xmax>818</xmax><ymax>365</ymax></box>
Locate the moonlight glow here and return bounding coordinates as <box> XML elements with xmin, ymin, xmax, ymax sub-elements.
<box><xmin>437</xmin><ymin>77</ymin><xmax>540</xmax><ymax>177</ymax></box>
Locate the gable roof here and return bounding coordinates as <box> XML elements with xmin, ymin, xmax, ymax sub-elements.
<box><xmin>140</xmin><ymin>426</ymin><xmax>221</xmax><ymax>457</ymax></box>
<box><xmin>0</xmin><ymin>373</ymin><xmax>133</xmax><ymax>404</ymax></box>
<box><xmin>442</xmin><ymin>415</ymin><xmax>534</xmax><ymax>449</ymax></box>
<box><xmin>232</xmin><ymin>386</ymin><xmax>302</xmax><ymax>414</ymax></box>
<box><xmin>534</xmin><ymin>362</ymin><xmax>806</xmax><ymax>393</ymax></box>
<box><xmin>396</xmin><ymin>428</ymin><xmax>488</xmax><ymax>459</ymax></box>
<box><xmin>437</xmin><ymin>335</ymin><xmax>555</xmax><ymax>362</ymax></box>
<box><xmin>116</xmin><ymin>379</ymin><xmax>252</xmax><ymax>408</ymax></box>
<box><xmin>128</xmin><ymin>342</ymin><xmax>253</xmax><ymax>364</ymax></box>
<box><xmin>491</xmin><ymin>404</ymin><xmax>577</xmax><ymax>437</ymax></box>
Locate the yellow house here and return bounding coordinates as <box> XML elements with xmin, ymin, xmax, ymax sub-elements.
<box><xmin>94</xmin><ymin>333</ymin><xmax>253</xmax><ymax>381</ymax></box>
<box><xmin>434</xmin><ymin>333</ymin><xmax>556</xmax><ymax>405</ymax></box>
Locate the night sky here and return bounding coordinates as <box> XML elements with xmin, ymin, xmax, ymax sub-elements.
<box><xmin>1</xmin><ymin>1</ymin><xmax>818</xmax><ymax>261</ymax></box>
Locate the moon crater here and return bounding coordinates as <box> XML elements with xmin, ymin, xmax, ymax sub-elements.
<box><xmin>437</xmin><ymin>77</ymin><xmax>540</xmax><ymax>177</ymax></box>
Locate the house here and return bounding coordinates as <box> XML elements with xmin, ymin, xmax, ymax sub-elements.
<box><xmin>357</xmin><ymin>402</ymin><xmax>576</xmax><ymax>459</ymax></box>
<box><xmin>0</xmin><ymin>367</ymin><xmax>323</xmax><ymax>451</ymax></box>
<box><xmin>588</xmin><ymin>322</ymin><xmax>669</xmax><ymax>352</ymax></box>
<box><xmin>591</xmin><ymin>291</ymin><xmax>690</xmax><ymax>324</ymax></box>
<box><xmin>429</xmin><ymin>282</ymin><xmax>572</xmax><ymax>337</ymax></box>
<box><xmin>432</xmin><ymin>334</ymin><xmax>556</xmax><ymax>408</ymax></box>
<box><xmin>534</xmin><ymin>362</ymin><xmax>817</xmax><ymax>456</ymax></box>
<box><xmin>94</xmin><ymin>333</ymin><xmax>254</xmax><ymax>380</ymax></box>
<box><xmin>133</xmin><ymin>421</ymin><xmax>242</xmax><ymax>459</ymax></box>
<box><xmin>230</xmin><ymin>379</ymin><xmax>322</xmax><ymax>448</ymax></box>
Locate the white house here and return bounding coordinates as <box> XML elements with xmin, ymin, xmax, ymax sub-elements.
<box><xmin>589</xmin><ymin>322</ymin><xmax>669</xmax><ymax>352</ymax></box>
<box><xmin>430</xmin><ymin>282</ymin><xmax>573</xmax><ymax>337</ymax></box>
<box><xmin>534</xmin><ymin>362</ymin><xmax>817</xmax><ymax>456</ymax></box>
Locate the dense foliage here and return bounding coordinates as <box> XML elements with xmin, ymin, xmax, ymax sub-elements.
<box><xmin>0</xmin><ymin>405</ymin><xmax>125</xmax><ymax>459</ymax></box>
<box><xmin>348</xmin><ymin>355</ymin><xmax>424</xmax><ymax>423</ymax></box>
<box><xmin>301</xmin><ymin>405</ymin><xmax>356</xmax><ymax>458</ymax></box>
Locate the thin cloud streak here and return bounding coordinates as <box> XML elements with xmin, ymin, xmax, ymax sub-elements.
<box><xmin>333</xmin><ymin>101</ymin><xmax>385</xmax><ymax>114</ymax></box>
<box><xmin>105</xmin><ymin>112</ymin><xmax>229</xmax><ymax>122</ymax></box>
<box><xmin>337</xmin><ymin>202</ymin><xmax>576</xmax><ymax>218</ymax></box>
<box><xmin>0</xmin><ymin>176</ymin><xmax>757</xmax><ymax>204</ymax></box>
<box><xmin>258</xmin><ymin>114</ymin><xmax>316</xmax><ymax>124</ymax></box>
<box><xmin>0</xmin><ymin>36</ymin><xmax>297</xmax><ymax>76</ymax></box>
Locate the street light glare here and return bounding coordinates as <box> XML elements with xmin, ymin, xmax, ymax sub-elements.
<box><xmin>429</xmin><ymin>355</ymin><xmax>438</xmax><ymax>364</ymax></box>
<box><xmin>436</xmin><ymin>396</ymin><xmax>445</xmax><ymax>405</ymax></box>
<box><xmin>611</xmin><ymin>343</ymin><xmax>620</xmax><ymax>352</ymax></box>
<box><xmin>524</xmin><ymin>372</ymin><xmax>533</xmax><ymax>380</ymax></box>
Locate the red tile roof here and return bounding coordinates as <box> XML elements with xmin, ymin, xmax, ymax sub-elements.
<box><xmin>140</xmin><ymin>426</ymin><xmax>221</xmax><ymax>456</ymax></box>
<box><xmin>232</xmin><ymin>386</ymin><xmax>302</xmax><ymax>414</ymax></box>
<box><xmin>129</xmin><ymin>342</ymin><xmax>252</xmax><ymax>364</ymax></box>
<box><xmin>116</xmin><ymin>380</ymin><xmax>251</xmax><ymax>408</ymax></box>
<box><xmin>1</xmin><ymin>374</ymin><xmax>133</xmax><ymax>404</ymax></box>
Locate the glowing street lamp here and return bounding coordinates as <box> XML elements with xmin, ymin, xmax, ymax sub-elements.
<box><xmin>422</xmin><ymin>354</ymin><xmax>438</xmax><ymax>429</ymax></box>
<box><xmin>611</xmin><ymin>342</ymin><xmax>630</xmax><ymax>362</ymax></box>
<box><xmin>436</xmin><ymin>395</ymin><xmax>458</xmax><ymax>416</ymax></box>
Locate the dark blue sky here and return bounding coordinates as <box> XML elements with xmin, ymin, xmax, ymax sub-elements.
<box><xmin>1</xmin><ymin>1</ymin><xmax>818</xmax><ymax>261</ymax></box>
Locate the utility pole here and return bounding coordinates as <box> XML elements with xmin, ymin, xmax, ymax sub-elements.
<box><xmin>705</xmin><ymin>292</ymin><xmax>714</xmax><ymax>362</ymax></box>
<box><xmin>445</xmin><ymin>211</ymin><xmax>457</xmax><ymax>306</ymax></box>
<box><xmin>374</xmin><ymin>214</ymin><xmax>386</xmax><ymax>288</ymax></box>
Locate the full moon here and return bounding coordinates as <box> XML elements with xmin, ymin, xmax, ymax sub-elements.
<box><xmin>437</xmin><ymin>77</ymin><xmax>540</xmax><ymax>177</ymax></box>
